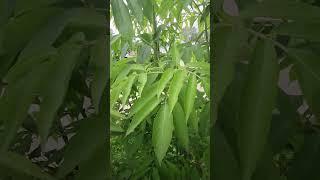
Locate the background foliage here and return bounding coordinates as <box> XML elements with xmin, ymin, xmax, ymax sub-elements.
<box><xmin>214</xmin><ymin>0</ymin><xmax>320</xmax><ymax>180</ymax></box>
<box><xmin>110</xmin><ymin>0</ymin><xmax>210</xmax><ymax>179</ymax></box>
<box><xmin>0</xmin><ymin>0</ymin><xmax>109</xmax><ymax>179</ymax></box>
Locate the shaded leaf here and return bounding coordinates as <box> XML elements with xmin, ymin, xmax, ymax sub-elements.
<box><xmin>238</xmin><ymin>40</ymin><xmax>279</xmax><ymax>180</ymax></box>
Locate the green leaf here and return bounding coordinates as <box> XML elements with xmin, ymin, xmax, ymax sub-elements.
<box><xmin>137</xmin><ymin>72</ymin><xmax>148</xmax><ymax>95</ymax></box>
<box><xmin>89</xmin><ymin>36</ymin><xmax>108</xmax><ymax>113</ymax></box>
<box><xmin>156</xmin><ymin>68</ymin><xmax>175</xmax><ymax>97</ymax></box>
<box><xmin>170</xmin><ymin>42</ymin><xmax>181</xmax><ymax>66</ymax></box>
<box><xmin>275</xmin><ymin>22</ymin><xmax>320</xmax><ymax>42</ymax></box>
<box><xmin>111</xmin><ymin>78</ymin><xmax>127</xmax><ymax>108</ymax></box>
<box><xmin>288</xmin><ymin>134</ymin><xmax>320</xmax><ymax>180</ymax></box>
<box><xmin>240</xmin><ymin>0</ymin><xmax>320</xmax><ymax>21</ymax></box>
<box><xmin>56</xmin><ymin>116</ymin><xmax>105</xmax><ymax>178</ymax></box>
<box><xmin>18</xmin><ymin>8</ymin><xmax>105</xmax><ymax>61</ymax></box>
<box><xmin>111</xmin><ymin>109</ymin><xmax>124</xmax><ymax>119</ymax></box>
<box><xmin>75</xmin><ymin>142</ymin><xmax>107</xmax><ymax>180</ymax></box>
<box><xmin>37</xmin><ymin>32</ymin><xmax>84</xmax><ymax>141</ymax></box>
<box><xmin>152</xmin><ymin>103</ymin><xmax>174</xmax><ymax>165</ymax></box>
<box><xmin>111</xmin><ymin>121</ymin><xmax>124</xmax><ymax>133</ymax></box>
<box><xmin>214</xmin><ymin>24</ymin><xmax>247</xmax><ymax>104</ymax></box>
<box><xmin>137</xmin><ymin>44</ymin><xmax>151</xmax><ymax>64</ymax></box>
<box><xmin>111</xmin><ymin>0</ymin><xmax>133</xmax><ymax>37</ymax></box>
<box><xmin>238</xmin><ymin>40</ymin><xmax>279</xmax><ymax>180</ymax></box>
<box><xmin>127</xmin><ymin>0</ymin><xmax>144</xmax><ymax>26</ymax></box>
<box><xmin>121</xmin><ymin>73</ymin><xmax>137</xmax><ymax>107</ymax></box>
<box><xmin>0</xmin><ymin>151</ymin><xmax>56</xmax><ymax>180</ymax></box>
<box><xmin>173</xmin><ymin>102</ymin><xmax>189</xmax><ymax>150</ymax></box>
<box><xmin>128</xmin><ymin>82</ymin><xmax>159</xmax><ymax>117</ymax></box>
<box><xmin>14</xmin><ymin>0</ymin><xmax>60</xmax><ymax>15</ymax></box>
<box><xmin>168</xmin><ymin>69</ymin><xmax>187</xmax><ymax>112</ymax></box>
<box><xmin>0</xmin><ymin>7</ymin><xmax>62</xmax><ymax>77</ymax></box>
<box><xmin>0</xmin><ymin>55</ymin><xmax>52</xmax><ymax>150</ymax></box>
<box><xmin>140</xmin><ymin>0</ymin><xmax>153</xmax><ymax>23</ymax></box>
<box><xmin>126</xmin><ymin>96</ymin><xmax>161</xmax><ymax>136</ymax></box>
<box><xmin>213</xmin><ymin>126</ymin><xmax>240</xmax><ymax>180</ymax></box>
<box><xmin>159</xmin><ymin>0</ymin><xmax>174</xmax><ymax>19</ymax></box>
<box><xmin>288</xmin><ymin>49</ymin><xmax>320</xmax><ymax>118</ymax></box>
<box><xmin>184</xmin><ymin>73</ymin><xmax>197</xmax><ymax>123</ymax></box>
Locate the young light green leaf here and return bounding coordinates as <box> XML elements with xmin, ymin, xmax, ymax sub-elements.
<box><xmin>37</xmin><ymin>33</ymin><xmax>84</xmax><ymax>142</ymax></box>
<box><xmin>0</xmin><ymin>151</ymin><xmax>56</xmax><ymax>180</ymax></box>
<box><xmin>168</xmin><ymin>69</ymin><xmax>187</xmax><ymax>112</ymax></box>
<box><xmin>238</xmin><ymin>40</ymin><xmax>279</xmax><ymax>180</ymax></box>
<box><xmin>89</xmin><ymin>36</ymin><xmax>107</xmax><ymax>113</ymax></box>
<box><xmin>111</xmin><ymin>0</ymin><xmax>133</xmax><ymax>37</ymax></box>
<box><xmin>184</xmin><ymin>73</ymin><xmax>197</xmax><ymax>123</ymax></box>
<box><xmin>152</xmin><ymin>103</ymin><xmax>174</xmax><ymax>165</ymax></box>
<box><xmin>173</xmin><ymin>102</ymin><xmax>189</xmax><ymax>150</ymax></box>
<box><xmin>121</xmin><ymin>73</ymin><xmax>137</xmax><ymax>106</ymax></box>
<box><xmin>126</xmin><ymin>96</ymin><xmax>160</xmax><ymax>136</ymax></box>
<box><xmin>156</xmin><ymin>68</ymin><xmax>175</xmax><ymax>97</ymax></box>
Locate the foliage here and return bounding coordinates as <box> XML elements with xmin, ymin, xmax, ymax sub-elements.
<box><xmin>0</xmin><ymin>0</ymin><xmax>108</xmax><ymax>179</ymax></box>
<box><xmin>110</xmin><ymin>0</ymin><xmax>210</xmax><ymax>179</ymax></box>
<box><xmin>214</xmin><ymin>0</ymin><xmax>320</xmax><ymax>180</ymax></box>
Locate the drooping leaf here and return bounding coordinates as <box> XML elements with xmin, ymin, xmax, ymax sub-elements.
<box><xmin>0</xmin><ymin>56</ymin><xmax>53</xmax><ymax>150</ymax></box>
<box><xmin>127</xmin><ymin>0</ymin><xmax>144</xmax><ymax>26</ymax></box>
<box><xmin>214</xmin><ymin>24</ymin><xmax>247</xmax><ymax>104</ymax></box>
<box><xmin>126</xmin><ymin>96</ymin><xmax>161</xmax><ymax>136</ymax></box>
<box><xmin>184</xmin><ymin>73</ymin><xmax>197</xmax><ymax>123</ymax></box>
<box><xmin>36</xmin><ymin>32</ymin><xmax>84</xmax><ymax>142</ymax></box>
<box><xmin>121</xmin><ymin>72</ymin><xmax>137</xmax><ymax>107</ymax></box>
<box><xmin>168</xmin><ymin>69</ymin><xmax>187</xmax><ymax>112</ymax></box>
<box><xmin>213</xmin><ymin>126</ymin><xmax>240</xmax><ymax>180</ymax></box>
<box><xmin>152</xmin><ymin>103</ymin><xmax>174</xmax><ymax>165</ymax></box>
<box><xmin>89</xmin><ymin>36</ymin><xmax>108</xmax><ymax>113</ymax></box>
<box><xmin>128</xmin><ymin>82</ymin><xmax>159</xmax><ymax>117</ymax></box>
<box><xmin>288</xmin><ymin>49</ymin><xmax>320</xmax><ymax>118</ymax></box>
<box><xmin>111</xmin><ymin>0</ymin><xmax>133</xmax><ymax>37</ymax></box>
<box><xmin>137</xmin><ymin>72</ymin><xmax>148</xmax><ymax>95</ymax></box>
<box><xmin>140</xmin><ymin>0</ymin><xmax>153</xmax><ymax>23</ymax></box>
<box><xmin>238</xmin><ymin>40</ymin><xmax>279</xmax><ymax>180</ymax></box>
<box><xmin>156</xmin><ymin>68</ymin><xmax>175</xmax><ymax>97</ymax></box>
<box><xmin>172</xmin><ymin>102</ymin><xmax>189</xmax><ymax>150</ymax></box>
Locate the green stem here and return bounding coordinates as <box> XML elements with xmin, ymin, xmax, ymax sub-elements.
<box><xmin>152</xmin><ymin>5</ymin><xmax>160</xmax><ymax>61</ymax></box>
